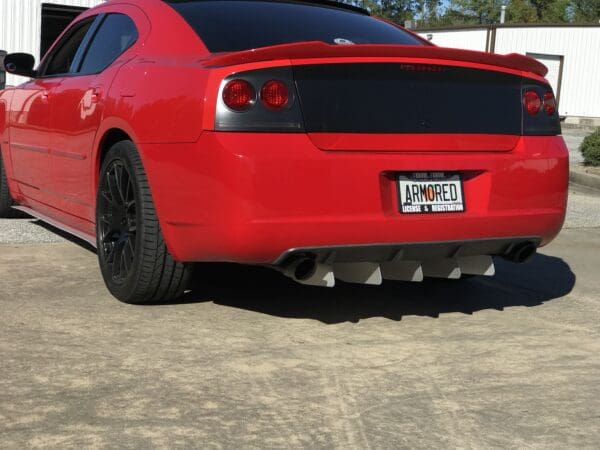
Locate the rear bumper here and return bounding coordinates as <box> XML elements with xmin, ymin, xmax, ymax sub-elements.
<box><xmin>140</xmin><ymin>132</ymin><xmax>568</xmax><ymax>263</ymax></box>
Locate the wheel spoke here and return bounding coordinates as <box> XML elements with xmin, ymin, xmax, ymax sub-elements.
<box><xmin>104</xmin><ymin>241</ymin><xmax>116</xmax><ymax>264</ymax></box>
<box><xmin>100</xmin><ymin>159</ymin><xmax>137</xmax><ymax>284</ymax></box>
<box><xmin>125</xmin><ymin>176</ymin><xmax>133</xmax><ymax>206</ymax></box>
<box><xmin>127</xmin><ymin>236</ymin><xmax>135</xmax><ymax>256</ymax></box>
<box><xmin>107</xmin><ymin>170</ymin><xmax>123</xmax><ymax>207</ymax></box>
<box><xmin>121</xmin><ymin>246</ymin><xmax>130</xmax><ymax>277</ymax></box>
<box><xmin>101</xmin><ymin>189</ymin><xmax>114</xmax><ymax>206</ymax></box>
<box><xmin>112</xmin><ymin>241</ymin><xmax>124</xmax><ymax>280</ymax></box>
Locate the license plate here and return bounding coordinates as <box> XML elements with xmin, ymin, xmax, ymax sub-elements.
<box><xmin>397</xmin><ymin>172</ymin><xmax>465</xmax><ymax>214</ymax></box>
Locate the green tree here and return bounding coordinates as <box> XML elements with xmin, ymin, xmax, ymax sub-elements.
<box><xmin>571</xmin><ymin>0</ymin><xmax>600</xmax><ymax>22</ymax></box>
<box><xmin>543</xmin><ymin>0</ymin><xmax>571</xmax><ymax>22</ymax></box>
<box><xmin>343</xmin><ymin>0</ymin><xmax>417</xmax><ymax>23</ymax></box>
<box><xmin>414</xmin><ymin>0</ymin><xmax>443</xmax><ymax>24</ymax></box>
<box><xmin>449</xmin><ymin>0</ymin><xmax>505</xmax><ymax>24</ymax></box>
<box><xmin>506</xmin><ymin>0</ymin><xmax>538</xmax><ymax>22</ymax></box>
<box><xmin>529</xmin><ymin>0</ymin><xmax>553</xmax><ymax>19</ymax></box>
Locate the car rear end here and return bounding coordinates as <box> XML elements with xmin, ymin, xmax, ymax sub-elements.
<box><xmin>153</xmin><ymin>0</ymin><xmax>568</xmax><ymax>286</ymax></box>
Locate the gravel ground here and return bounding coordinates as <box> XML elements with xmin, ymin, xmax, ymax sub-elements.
<box><xmin>565</xmin><ymin>186</ymin><xmax>600</xmax><ymax>229</ymax></box>
<box><xmin>0</xmin><ymin>219</ymin><xmax>66</xmax><ymax>244</ymax></box>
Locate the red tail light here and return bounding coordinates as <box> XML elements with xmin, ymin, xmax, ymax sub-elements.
<box><xmin>222</xmin><ymin>79</ymin><xmax>255</xmax><ymax>111</ymax></box>
<box><xmin>261</xmin><ymin>80</ymin><xmax>289</xmax><ymax>110</ymax></box>
<box><xmin>543</xmin><ymin>92</ymin><xmax>556</xmax><ymax>116</ymax></box>
<box><xmin>523</xmin><ymin>90</ymin><xmax>541</xmax><ymax>116</ymax></box>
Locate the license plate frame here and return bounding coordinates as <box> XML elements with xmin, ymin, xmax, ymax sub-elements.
<box><xmin>397</xmin><ymin>172</ymin><xmax>465</xmax><ymax>214</ymax></box>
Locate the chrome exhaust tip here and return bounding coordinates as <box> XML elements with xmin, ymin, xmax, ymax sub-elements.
<box><xmin>280</xmin><ymin>257</ymin><xmax>335</xmax><ymax>287</ymax></box>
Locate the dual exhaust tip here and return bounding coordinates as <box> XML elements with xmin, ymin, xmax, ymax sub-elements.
<box><xmin>282</xmin><ymin>257</ymin><xmax>336</xmax><ymax>287</ymax></box>
<box><xmin>279</xmin><ymin>241</ymin><xmax>537</xmax><ymax>287</ymax></box>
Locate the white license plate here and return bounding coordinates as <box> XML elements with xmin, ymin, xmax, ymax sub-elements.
<box><xmin>398</xmin><ymin>172</ymin><xmax>465</xmax><ymax>214</ymax></box>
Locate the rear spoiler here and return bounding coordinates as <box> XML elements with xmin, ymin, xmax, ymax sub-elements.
<box><xmin>203</xmin><ymin>41</ymin><xmax>548</xmax><ymax>77</ymax></box>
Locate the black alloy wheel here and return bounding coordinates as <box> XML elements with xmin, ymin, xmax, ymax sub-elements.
<box><xmin>96</xmin><ymin>141</ymin><xmax>191</xmax><ymax>304</ymax></box>
<box><xmin>97</xmin><ymin>160</ymin><xmax>137</xmax><ymax>285</ymax></box>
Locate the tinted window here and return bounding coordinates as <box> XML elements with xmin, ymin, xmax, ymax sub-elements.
<box><xmin>43</xmin><ymin>18</ymin><xmax>95</xmax><ymax>76</ymax></box>
<box><xmin>167</xmin><ymin>0</ymin><xmax>424</xmax><ymax>53</ymax></box>
<box><xmin>78</xmin><ymin>14</ymin><xmax>138</xmax><ymax>74</ymax></box>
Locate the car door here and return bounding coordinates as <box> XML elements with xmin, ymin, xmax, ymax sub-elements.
<box><xmin>49</xmin><ymin>13</ymin><xmax>138</xmax><ymax>220</ymax></box>
<box><xmin>9</xmin><ymin>17</ymin><xmax>96</xmax><ymax>208</ymax></box>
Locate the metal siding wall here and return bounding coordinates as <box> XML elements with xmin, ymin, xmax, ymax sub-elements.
<box><xmin>417</xmin><ymin>29</ymin><xmax>489</xmax><ymax>52</ymax></box>
<box><xmin>494</xmin><ymin>27</ymin><xmax>600</xmax><ymax>118</ymax></box>
<box><xmin>0</xmin><ymin>0</ymin><xmax>104</xmax><ymax>87</ymax></box>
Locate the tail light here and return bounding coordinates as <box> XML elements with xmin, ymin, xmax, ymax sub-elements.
<box><xmin>261</xmin><ymin>80</ymin><xmax>289</xmax><ymax>110</ymax></box>
<box><xmin>222</xmin><ymin>79</ymin><xmax>255</xmax><ymax>111</ymax></box>
<box><xmin>216</xmin><ymin>67</ymin><xmax>304</xmax><ymax>132</ymax></box>
<box><xmin>523</xmin><ymin>90</ymin><xmax>541</xmax><ymax>116</ymax></box>
<box><xmin>522</xmin><ymin>84</ymin><xmax>560</xmax><ymax>135</ymax></box>
<box><xmin>543</xmin><ymin>91</ymin><xmax>556</xmax><ymax>116</ymax></box>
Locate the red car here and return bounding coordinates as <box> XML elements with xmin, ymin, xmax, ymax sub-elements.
<box><xmin>0</xmin><ymin>0</ymin><xmax>568</xmax><ymax>304</ymax></box>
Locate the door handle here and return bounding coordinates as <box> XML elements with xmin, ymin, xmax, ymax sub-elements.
<box><xmin>41</xmin><ymin>90</ymin><xmax>49</xmax><ymax>102</ymax></box>
<box><xmin>91</xmin><ymin>87</ymin><xmax>102</xmax><ymax>103</ymax></box>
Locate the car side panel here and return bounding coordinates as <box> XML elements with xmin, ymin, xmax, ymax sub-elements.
<box><xmin>8</xmin><ymin>79</ymin><xmax>62</xmax><ymax>205</ymax></box>
<box><xmin>0</xmin><ymin>89</ymin><xmax>20</xmax><ymax>202</ymax></box>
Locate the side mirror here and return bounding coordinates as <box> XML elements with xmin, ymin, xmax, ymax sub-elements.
<box><xmin>3</xmin><ymin>53</ymin><xmax>37</xmax><ymax>78</ymax></box>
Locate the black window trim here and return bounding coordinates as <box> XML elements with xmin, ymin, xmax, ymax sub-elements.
<box><xmin>38</xmin><ymin>12</ymin><xmax>139</xmax><ymax>79</ymax></box>
<box><xmin>37</xmin><ymin>15</ymin><xmax>102</xmax><ymax>78</ymax></box>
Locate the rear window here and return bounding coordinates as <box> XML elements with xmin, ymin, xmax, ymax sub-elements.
<box><xmin>166</xmin><ymin>0</ymin><xmax>425</xmax><ymax>53</ymax></box>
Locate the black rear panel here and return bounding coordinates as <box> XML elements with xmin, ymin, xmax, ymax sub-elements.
<box><xmin>294</xmin><ymin>64</ymin><xmax>523</xmax><ymax>134</ymax></box>
<box><xmin>294</xmin><ymin>63</ymin><xmax>560</xmax><ymax>136</ymax></box>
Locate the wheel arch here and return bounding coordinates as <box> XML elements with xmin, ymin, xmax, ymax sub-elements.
<box><xmin>93</xmin><ymin>118</ymin><xmax>142</xmax><ymax>191</ymax></box>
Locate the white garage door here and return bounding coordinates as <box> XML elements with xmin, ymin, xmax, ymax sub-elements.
<box><xmin>526</xmin><ymin>52</ymin><xmax>563</xmax><ymax>105</ymax></box>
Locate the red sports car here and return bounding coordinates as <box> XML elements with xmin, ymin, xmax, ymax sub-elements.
<box><xmin>0</xmin><ymin>0</ymin><xmax>568</xmax><ymax>304</ymax></box>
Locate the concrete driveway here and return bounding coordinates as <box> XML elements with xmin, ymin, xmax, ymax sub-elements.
<box><xmin>1</xmin><ymin>185</ymin><xmax>600</xmax><ymax>448</ymax></box>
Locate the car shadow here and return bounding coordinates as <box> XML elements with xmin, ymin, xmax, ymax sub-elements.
<box><xmin>181</xmin><ymin>254</ymin><xmax>575</xmax><ymax>324</ymax></box>
<box><xmin>30</xmin><ymin>219</ymin><xmax>575</xmax><ymax>323</ymax></box>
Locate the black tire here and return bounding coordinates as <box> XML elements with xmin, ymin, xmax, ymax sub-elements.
<box><xmin>0</xmin><ymin>151</ymin><xmax>22</xmax><ymax>218</ymax></box>
<box><xmin>96</xmin><ymin>140</ymin><xmax>191</xmax><ymax>304</ymax></box>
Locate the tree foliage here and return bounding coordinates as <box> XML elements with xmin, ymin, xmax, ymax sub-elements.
<box><xmin>342</xmin><ymin>0</ymin><xmax>600</xmax><ymax>26</ymax></box>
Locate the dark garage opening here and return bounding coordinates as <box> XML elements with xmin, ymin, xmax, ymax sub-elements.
<box><xmin>0</xmin><ymin>50</ymin><xmax>6</xmax><ymax>89</ymax></box>
<box><xmin>40</xmin><ymin>3</ymin><xmax>88</xmax><ymax>59</ymax></box>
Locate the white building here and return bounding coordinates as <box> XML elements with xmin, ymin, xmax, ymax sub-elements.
<box><xmin>418</xmin><ymin>24</ymin><xmax>600</xmax><ymax>125</ymax></box>
<box><xmin>0</xmin><ymin>0</ymin><xmax>104</xmax><ymax>87</ymax></box>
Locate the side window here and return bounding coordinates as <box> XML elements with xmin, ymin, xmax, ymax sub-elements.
<box><xmin>78</xmin><ymin>14</ymin><xmax>138</xmax><ymax>75</ymax></box>
<box><xmin>43</xmin><ymin>17</ymin><xmax>96</xmax><ymax>76</ymax></box>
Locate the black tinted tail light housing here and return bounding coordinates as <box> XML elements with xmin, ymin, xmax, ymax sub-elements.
<box><xmin>215</xmin><ymin>67</ymin><xmax>304</xmax><ymax>132</ymax></box>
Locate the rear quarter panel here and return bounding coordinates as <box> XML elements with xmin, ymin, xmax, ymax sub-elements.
<box><xmin>106</xmin><ymin>59</ymin><xmax>210</xmax><ymax>144</ymax></box>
